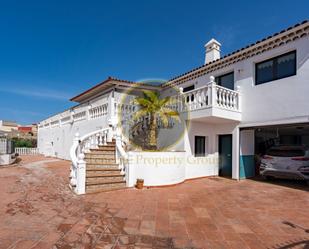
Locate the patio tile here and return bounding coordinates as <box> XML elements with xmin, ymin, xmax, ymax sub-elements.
<box><xmin>0</xmin><ymin>155</ymin><xmax>308</xmax><ymax>249</ymax></box>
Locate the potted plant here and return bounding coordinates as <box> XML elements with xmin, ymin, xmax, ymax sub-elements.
<box><xmin>136</xmin><ymin>179</ymin><xmax>144</xmax><ymax>189</ymax></box>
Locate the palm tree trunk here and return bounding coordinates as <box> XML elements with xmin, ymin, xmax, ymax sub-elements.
<box><xmin>149</xmin><ymin>113</ymin><xmax>157</xmax><ymax>149</ymax></box>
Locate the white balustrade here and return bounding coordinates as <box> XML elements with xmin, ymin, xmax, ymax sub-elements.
<box><xmin>70</xmin><ymin>128</ymin><xmax>111</xmax><ymax>194</ymax></box>
<box><xmin>15</xmin><ymin>147</ymin><xmax>39</xmax><ymax>155</ymax></box>
<box><xmin>69</xmin><ymin>124</ymin><xmax>128</xmax><ymax>195</ymax></box>
<box><xmin>73</xmin><ymin>111</ymin><xmax>86</xmax><ymax>122</ymax></box>
<box><xmin>172</xmin><ymin>77</ymin><xmax>240</xmax><ymax>113</ymax></box>
<box><xmin>89</xmin><ymin>103</ymin><xmax>108</xmax><ymax>119</ymax></box>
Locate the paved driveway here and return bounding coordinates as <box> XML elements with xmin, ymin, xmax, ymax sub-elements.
<box><xmin>0</xmin><ymin>156</ymin><xmax>308</xmax><ymax>249</ymax></box>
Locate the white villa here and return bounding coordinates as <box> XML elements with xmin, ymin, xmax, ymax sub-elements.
<box><xmin>38</xmin><ymin>21</ymin><xmax>309</xmax><ymax>194</ymax></box>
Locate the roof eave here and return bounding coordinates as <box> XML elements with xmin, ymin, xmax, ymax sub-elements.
<box><xmin>70</xmin><ymin>77</ymin><xmax>161</xmax><ymax>103</ymax></box>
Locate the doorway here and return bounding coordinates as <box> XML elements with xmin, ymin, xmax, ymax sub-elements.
<box><xmin>219</xmin><ymin>134</ymin><xmax>232</xmax><ymax>177</ymax></box>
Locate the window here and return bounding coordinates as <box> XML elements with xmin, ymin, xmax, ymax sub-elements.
<box><xmin>183</xmin><ymin>85</ymin><xmax>195</xmax><ymax>92</ymax></box>
<box><xmin>256</xmin><ymin>51</ymin><xmax>296</xmax><ymax>85</ymax></box>
<box><xmin>215</xmin><ymin>72</ymin><xmax>234</xmax><ymax>90</ymax></box>
<box><xmin>183</xmin><ymin>85</ymin><xmax>195</xmax><ymax>102</ymax></box>
<box><xmin>195</xmin><ymin>136</ymin><xmax>206</xmax><ymax>157</ymax></box>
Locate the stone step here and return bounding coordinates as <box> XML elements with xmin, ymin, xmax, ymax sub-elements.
<box><xmin>85</xmin><ymin>158</ymin><xmax>116</xmax><ymax>164</ymax></box>
<box><xmin>91</xmin><ymin>146</ymin><xmax>115</xmax><ymax>151</ymax></box>
<box><xmin>89</xmin><ymin>146</ymin><xmax>115</xmax><ymax>151</ymax></box>
<box><xmin>85</xmin><ymin>154</ymin><xmax>115</xmax><ymax>159</ymax></box>
<box><xmin>87</xmin><ymin>163</ymin><xmax>119</xmax><ymax>170</ymax></box>
<box><xmin>88</xmin><ymin>150</ymin><xmax>115</xmax><ymax>155</ymax></box>
<box><xmin>86</xmin><ymin>182</ymin><xmax>126</xmax><ymax>193</ymax></box>
<box><xmin>86</xmin><ymin>170</ymin><xmax>123</xmax><ymax>177</ymax></box>
<box><xmin>98</xmin><ymin>144</ymin><xmax>116</xmax><ymax>149</ymax></box>
<box><xmin>86</xmin><ymin>175</ymin><xmax>124</xmax><ymax>184</ymax></box>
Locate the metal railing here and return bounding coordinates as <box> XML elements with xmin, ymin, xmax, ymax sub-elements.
<box><xmin>0</xmin><ymin>138</ymin><xmax>14</xmax><ymax>154</ymax></box>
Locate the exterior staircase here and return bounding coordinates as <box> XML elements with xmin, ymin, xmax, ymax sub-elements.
<box><xmin>84</xmin><ymin>140</ymin><xmax>126</xmax><ymax>193</ymax></box>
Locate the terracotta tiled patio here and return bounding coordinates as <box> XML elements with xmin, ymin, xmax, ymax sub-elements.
<box><xmin>0</xmin><ymin>156</ymin><xmax>308</xmax><ymax>249</ymax></box>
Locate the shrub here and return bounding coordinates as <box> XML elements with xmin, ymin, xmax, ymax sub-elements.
<box><xmin>12</xmin><ymin>138</ymin><xmax>36</xmax><ymax>148</ymax></box>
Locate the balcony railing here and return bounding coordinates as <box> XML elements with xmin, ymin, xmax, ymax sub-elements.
<box><xmin>39</xmin><ymin>76</ymin><xmax>241</xmax><ymax>130</ymax></box>
<box><xmin>170</xmin><ymin>76</ymin><xmax>241</xmax><ymax>113</ymax></box>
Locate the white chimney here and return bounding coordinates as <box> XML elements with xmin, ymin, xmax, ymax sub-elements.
<box><xmin>204</xmin><ymin>38</ymin><xmax>221</xmax><ymax>65</ymax></box>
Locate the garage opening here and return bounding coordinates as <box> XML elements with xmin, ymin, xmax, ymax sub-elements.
<box><xmin>255</xmin><ymin>123</ymin><xmax>309</xmax><ymax>155</ymax></box>
<box><xmin>241</xmin><ymin>123</ymin><xmax>309</xmax><ymax>181</ymax></box>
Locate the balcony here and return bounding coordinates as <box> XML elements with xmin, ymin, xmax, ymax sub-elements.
<box><xmin>170</xmin><ymin>76</ymin><xmax>241</xmax><ymax>122</ymax></box>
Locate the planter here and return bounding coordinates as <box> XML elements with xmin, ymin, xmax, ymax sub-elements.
<box><xmin>136</xmin><ymin>179</ymin><xmax>144</xmax><ymax>189</ymax></box>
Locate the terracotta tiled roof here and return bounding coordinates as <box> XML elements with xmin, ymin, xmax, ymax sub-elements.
<box><xmin>70</xmin><ymin>76</ymin><xmax>160</xmax><ymax>102</ymax></box>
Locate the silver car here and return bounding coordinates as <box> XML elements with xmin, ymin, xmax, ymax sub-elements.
<box><xmin>260</xmin><ymin>145</ymin><xmax>309</xmax><ymax>182</ymax></box>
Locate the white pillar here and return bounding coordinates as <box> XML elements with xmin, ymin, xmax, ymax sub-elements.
<box><xmin>232</xmin><ymin>126</ymin><xmax>240</xmax><ymax>180</ymax></box>
<box><xmin>76</xmin><ymin>153</ymin><xmax>86</xmax><ymax>194</ymax></box>
<box><xmin>210</xmin><ymin>76</ymin><xmax>217</xmax><ymax>107</ymax></box>
<box><xmin>127</xmin><ymin>151</ymin><xmax>135</xmax><ymax>187</ymax></box>
<box><xmin>236</xmin><ymin>85</ymin><xmax>241</xmax><ymax>112</ymax></box>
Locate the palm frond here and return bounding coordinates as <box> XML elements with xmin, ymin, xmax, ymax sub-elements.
<box><xmin>132</xmin><ymin>109</ymin><xmax>149</xmax><ymax>121</ymax></box>
<box><xmin>158</xmin><ymin>96</ymin><xmax>171</xmax><ymax>106</ymax></box>
<box><xmin>158</xmin><ymin>108</ymin><xmax>181</xmax><ymax>123</ymax></box>
<box><xmin>143</xmin><ymin>90</ymin><xmax>159</xmax><ymax>103</ymax></box>
<box><xmin>159</xmin><ymin>114</ymin><xmax>169</xmax><ymax>128</ymax></box>
<box><xmin>134</xmin><ymin>97</ymin><xmax>153</xmax><ymax>108</ymax></box>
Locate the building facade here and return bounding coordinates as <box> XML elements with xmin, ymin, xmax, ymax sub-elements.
<box><xmin>37</xmin><ymin>21</ymin><xmax>309</xmax><ymax>194</ymax></box>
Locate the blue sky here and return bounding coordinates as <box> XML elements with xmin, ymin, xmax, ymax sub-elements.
<box><xmin>0</xmin><ymin>0</ymin><xmax>308</xmax><ymax>124</ymax></box>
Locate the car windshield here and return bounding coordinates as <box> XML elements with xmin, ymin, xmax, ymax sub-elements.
<box><xmin>266</xmin><ymin>147</ymin><xmax>305</xmax><ymax>157</ymax></box>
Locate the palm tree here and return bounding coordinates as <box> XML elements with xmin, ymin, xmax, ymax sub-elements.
<box><xmin>132</xmin><ymin>90</ymin><xmax>180</xmax><ymax>150</ymax></box>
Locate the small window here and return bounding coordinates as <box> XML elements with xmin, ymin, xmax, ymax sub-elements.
<box><xmin>195</xmin><ymin>136</ymin><xmax>206</xmax><ymax>157</ymax></box>
<box><xmin>183</xmin><ymin>85</ymin><xmax>195</xmax><ymax>102</ymax></box>
<box><xmin>183</xmin><ymin>85</ymin><xmax>195</xmax><ymax>92</ymax></box>
<box><xmin>215</xmin><ymin>72</ymin><xmax>234</xmax><ymax>90</ymax></box>
<box><xmin>256</xmin><ymin>51</ymin><xmax>296</xmax><ymax>85</ymax></box>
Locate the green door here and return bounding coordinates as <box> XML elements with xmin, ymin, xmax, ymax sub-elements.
<box><xmin>219</xmin><ymin>135</ymin><xmax>232</xmax><ymax>177</ymax></box>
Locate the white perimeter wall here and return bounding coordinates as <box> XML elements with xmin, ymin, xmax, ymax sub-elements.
<box><xmin>127</xmin><ymin>120</ymin><xmax>239</xmax><ymax>187</ymax></box>
<box><xmin>38</xmin><ymin>92</ymin><xmax>111</xmax><ymax>160</ymax></box>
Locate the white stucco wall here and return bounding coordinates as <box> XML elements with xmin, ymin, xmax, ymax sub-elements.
<box><xmin>126</xmin><ymin>121</ymin><xmax>240</xmax><ymax>186</ymax></box>
<box><xmin>127</xmin><ymin>151</ymin><xmax>186</xmax><ymax>186</ymax></box>
<box><xmin>38</xmin><ymin>92</ymin><xmax>111</xmax><ymax>160</ymax></box>
<box><xmin>37</xmin><ymin>31</ymin><xmax>309</xmax><ymax>185</ymax></box>
<box><xmin>162</xmin><ymin>35</ymin><xmax>309</xmax><ymax>127</ymax></box>
<box><xmin>184</xmin><ymin>121</ymin><xmax>239</xmax><ymax>179</ymax></box>
<box><xmin>0</xmin><ymin>154</ymin><xmax>16</xmax><ymax>165</ymax></box>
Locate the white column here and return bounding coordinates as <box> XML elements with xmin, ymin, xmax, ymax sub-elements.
<box><xmin>210</xmin><ymin>76</ymin><xmax>217</xmax><ymax>107</ymax></box>
<box><xmin>76</xmin><ymin>153</ymin><xmax>86</xmax><ymax>195</ymax></box>
<box><xmin>232</xmin><ymin>126</ymin><xmax>240</xmax><ymax>180</ymax></box>
<box><xmin>236</xmin><ymin>85</ymin><xmax>241</xmax><ymax>112</ymax></box>
<box><xmin>127</xmin><ymin>151</ymin><xmax>135</xmax><ymax>187</ymax></box>
<box><xmin>108</xmin><ymin>91</ymin><xmax>115</xmax><ymax>125</ymax></box>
